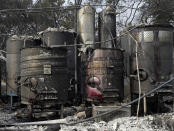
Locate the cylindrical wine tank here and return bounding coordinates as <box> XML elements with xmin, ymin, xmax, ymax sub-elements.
<box><xmin>40</xmin><ymin>28</ymin><xmax>77</xmax><ymax>103</ymax></box>
<box><xmin>78</xmin><ymin>3</ymin><xmax>95</xmax><ymax>49</ymax></box>
<box><xmin>81</xmin><ymin>48</ymin><xmax>124</xmax><ymax>103</ymax></box>
<box><xmin>6</xmin><ymin>36</ymin><xmax>24</xmax><ymax>96</ymax></box>
<box><xmin>121</xmin><ymin>24</ymin><xmax>174</xmax><ymax>114</ymax></box>
<box><xmin>20</xmin><ymin>47</ymin><xmax>68</xmax><ymax>106</ymax></box>
<box><xmin>121</xmin><ymin>24</ymin><xmax>174</xmax><ymax>94</ymax></box>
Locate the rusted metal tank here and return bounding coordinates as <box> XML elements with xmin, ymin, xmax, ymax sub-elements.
<box><xmin>83</xmin><ymin>48</ymin><xmax>124</xmax><ymax>102</ymax></box>
<box><xmin>6</xmin><ymin>35</ymin><xmax>24</xmax><ymax>96</ymax></box>
<box><xmin>98</xmin><ymin>6</ymin><xmax>116</xmax><ymax>48</ymax></box>
<box><xmin>121</xmin><ymin>24</ymin><xmax>174</xmax><ymax>94</ymax></box>
<box><xmin>20</xmin><ymin>47</ymin><xmax>68</xmax><ymax>105</ymax></box>
<box><xmin>78</xmin><ymin>3</ymin><xmax>95</xmax><ymax>50</ymax></box>
<box><xmin>41</xmin><ymin>28</ymin><xmax>75</xmax><ymax>48</ymax></box>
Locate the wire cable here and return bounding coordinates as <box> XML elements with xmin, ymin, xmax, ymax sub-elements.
<box><xmin>0</xmin><ymin>5</ymin><xmax>172</xmax><ymax>13</ymax></box>
<box><xmin>66</xmin><ymin>77</ymin><xmax>174</xmax><ymax>126</ymax></box>
<box><xmin>2</xmin><ymin>77</ymin><xmax>174</xmax><ymax>127</ymax></box>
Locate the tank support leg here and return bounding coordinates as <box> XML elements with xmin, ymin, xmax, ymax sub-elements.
<box><xmin>143</xmin><ymin>94</ymin><xmax>147</xmax><ymax>115</ymax></box>
<box><xmin>10</xmin><ymin>95</ymin><xmax>13</xmax><ymax>109</ymax></box>
<box><xmin>60</xmin><ymin>104</ymin><xmax>64</xmax><ymax>119</ymax></box>
<box><xmin>8</xmin><ymin>92</ymin><xmax>15</xmax><ymax>110</ymax></box>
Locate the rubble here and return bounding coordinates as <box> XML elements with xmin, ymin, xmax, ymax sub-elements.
<box><xmin>0</xmin><ymin>108</ymin><xmax>18</xmax><ymax>125</ymax></box>
<box><xmin>60</xmin><ymin>113</ymin><xmax>173</xmax><ymax>131</ymax></box>
<box><xmin>76</xmin><ymin>111</ymin><xmax>86</xmax><ymax>119</ymax></box>
<box><xmin>0</xmin><ymin>108</ymin><xmax>173</xmax><ymax>131</ymax></box>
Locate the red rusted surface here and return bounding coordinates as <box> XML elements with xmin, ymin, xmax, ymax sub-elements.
<box><xmin>86</xmin><ymin>85</ymin><xmax>103</xmax><ymax>99</ymax></box>
<box><xmin>85</xmin><ymin>48</ymin><xmax>124</xmax><ymax>102</ymax></box>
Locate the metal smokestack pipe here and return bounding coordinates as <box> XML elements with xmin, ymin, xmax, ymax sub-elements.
<box><xmin>98</xmin><ymin>6</ymin><xmax>116</xmax><ymax>48</ymax></box>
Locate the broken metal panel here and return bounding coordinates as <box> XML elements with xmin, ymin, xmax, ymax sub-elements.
<box><xmin>78</xmin><ymin>3</ymin><xmax>95</xmax><ymax>49</ymax></box>
<box><xmin>98</xmin><ymin>6</ymin><xmax>116</xmax><ymax>48</ymax></box>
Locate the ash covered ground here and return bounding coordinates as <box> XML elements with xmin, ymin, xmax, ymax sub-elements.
<box><xmin>60</xmin><ymin>114</ymin><xmax>172</xmax><ymax>131</ymax></box>
<box><xmin>0</xmin><ymin>108</ymin><xmax>173</xmax><ymax>131</ymax></box>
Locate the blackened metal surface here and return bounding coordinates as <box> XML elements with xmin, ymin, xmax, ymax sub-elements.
<box><xmin>41</xmin><ymin>28</ymin><xmax>75</xmax><ymax>47</ymax></box>
<box><xmin>121</xmin><ymin>24</ymin><xmax>174</xmax><ymax>94</ymax></box>
<box><xmin>131</xmin><ymin>92</ymin><xmax>173</xmax><ymax>116</ymax></box>
<box><xmin>78</xmin><ymin>4</ymin><xmax>95</xmax><ymax>49</ymax></box>
<box><xmin>41</xmin><ymin>29</ymin><xmax>75</xmax><ymax>79</ymax></box>
<box><xmin>23</xmin><ymin>36</ymin><xmax>42</xmax><ymax>48</ymax></box>
<box><xmin>6</xmin><ymin>36</ymin><xmax>24</xmax><ymax>96</ymax></box>
<box><xmin>20</xmin><ymin>47</ymin><xmax>68</xmax><ymax>105</ymax></box>
<box><xmin>98</xmin><ymin>6</ymin><xmax>116</xmax><ymax>48</ymax></box>
<box><xmin>84</xmin><ymin>48</ymin><xmax>124</xmax><ymax>102</ymax></box>
<box><xmin>65</xmin><ymin>32</ymin><xmax>75</xmax><ymax>79</ymax></box>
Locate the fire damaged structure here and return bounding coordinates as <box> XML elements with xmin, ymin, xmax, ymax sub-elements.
<box><xmin>20</xmin><ymin>47</ymin><xmax>68</xmax><ymax>118</ymax></box>
<box><xmin>98</xmin><ymin>6</ymin><xmax>117</xmax><ymax>48</ymax></box>
<box><xmin>1</xmin><ymin>3</ymin><xmax>174</xmax><ymax>123</ymax></box>
<box><xmin>83</xmin><ymin>48</ymin><xmax>124</xmax><ymax>102</ymax></box>
<box><xmin>121</xmin><ymin>24</ymin><xmax>174</xmax><ymax>115</ymax></box>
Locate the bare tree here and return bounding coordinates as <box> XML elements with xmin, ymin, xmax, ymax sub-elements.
<box><xmin>140</xmin><ymin>0</ymin><xmax>174</xmax><ymax>24</ymax></box>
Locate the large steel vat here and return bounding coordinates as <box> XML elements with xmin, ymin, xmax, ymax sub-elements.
<box><xmin>83</xmin><ymin>48</ymin><xmax>124</xmax><ymax>102</ymax></box>
<box><xmin>121</xmin><ymin>24</ymin><xmax>174</xmax><ymax>94</ymax></box>
<box><xmin>20</xmin><ymin>47</ymin><xmax>68</xmax><ymax>105</ymax></box>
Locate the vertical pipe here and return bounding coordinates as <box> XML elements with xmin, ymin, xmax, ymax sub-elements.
<box><xmin>74</xmin><ymin>0</ymin><xmax>78</xmax><ymax>95</ymax></box>
<box><xmin>0</xmin><ymin>61</ymin><xmax>1</xmax><ymax>96</ymax></box>
<box><xmin>60</xmin><ymin>104</ymin><xmax>64</xmax><ymax>119</ymax></box>
<box><xmin>173</xmin><ymin>82</ymin><xmax>174</xmax><ymax>112</ymax></box>
<box><xmin>10</xmin><ymin>95</ymin><xmax>13</xmax><ymax>109</ymax></box>
<box><xmin>143</xmin><ymin>94</ymin><xmax>147</xmax><ymax>115</ymax></box>
<box><xmin>98</xmin><ymin>12</ymin><xmax>101</xmax><ymax>48</ymax></box>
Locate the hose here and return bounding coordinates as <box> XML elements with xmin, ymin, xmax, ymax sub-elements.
<box><xmin>67</xmin><ymin>77</ymin><xmax>174</xmax><ymax>126</ymax></box>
